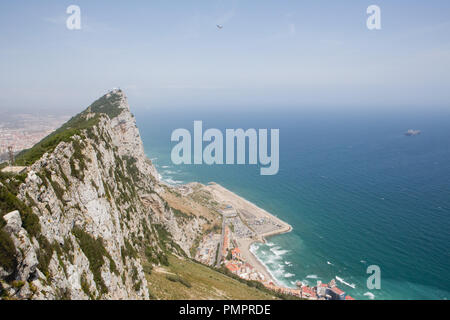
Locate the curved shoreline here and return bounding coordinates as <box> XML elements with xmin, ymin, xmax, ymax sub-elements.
<box><xmin>245</xmin><ymin>227</ymin><xmax>293</xmax><ymax>286</ymax></box>
<box><xmin>248</xmin><ymin>240</ymin><xmax>288</xmax><ymax>287</ymax></box>
<box><xmin>204</xmin><ymin>182</ymin><xmax>293</xmax><ymax>286</ymax></box>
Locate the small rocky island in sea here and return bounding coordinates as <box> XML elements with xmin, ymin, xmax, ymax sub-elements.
<box><xmin>405</xmin><ymin>129</ymin><xmax>421</xmax><ymax>136</ymax></box>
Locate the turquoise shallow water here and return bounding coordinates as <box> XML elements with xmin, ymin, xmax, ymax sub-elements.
<box><xmin>135</xmin><ymin>107</ymin><xmax>450</xmax><ymax>300</ymax></box>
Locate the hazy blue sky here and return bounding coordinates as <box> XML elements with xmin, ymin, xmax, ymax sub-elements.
<box><xmin>1</xmin><ymin>0</ymin><xmax>449</xmax><ymax>114</ymax></box>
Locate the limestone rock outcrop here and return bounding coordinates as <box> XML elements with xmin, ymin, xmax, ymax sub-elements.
<box><xmin>0</xmin><ymin>90</ymin><xmax>206</xmax><ymax>300</ymax></box>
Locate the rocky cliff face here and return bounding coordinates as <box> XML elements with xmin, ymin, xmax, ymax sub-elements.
<box><xmin>0</xmin><ymin>90</ymin><xmax>207</xmax><ymax>300</ymax></box>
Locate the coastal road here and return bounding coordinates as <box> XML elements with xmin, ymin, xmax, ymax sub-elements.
<box><xmin>215</xmin><ymin>217</ymin><xmax>226</xmax><ymax>267</ymax></box>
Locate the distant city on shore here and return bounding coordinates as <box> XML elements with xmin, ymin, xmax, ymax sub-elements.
<box><xmin>0</xmin><ymin>114</ymin><xmax>68</xmax><ymax>161</ymax></box>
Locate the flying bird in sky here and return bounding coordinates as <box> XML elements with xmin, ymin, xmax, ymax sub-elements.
<box><xmin>216</xmin><ymin>24</ymin><xmax>223</xmax><ymax>29</ymax></box>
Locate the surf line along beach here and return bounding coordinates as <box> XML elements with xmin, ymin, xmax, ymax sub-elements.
<box><xmin>204</xmin><ymin>182</ymin><xmax>292</xmax><ymax>285</ymax></box>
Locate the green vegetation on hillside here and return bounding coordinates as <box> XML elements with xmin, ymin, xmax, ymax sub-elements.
<box><xmin>88</xmin><ymin>91</ymin><xmax>124</xmax><ymax>119</ymax></box>
<box><xmin>165</xmin><ymin>274</ymin><xmax>192</xmax><ymax>288</ymax></box>
<box><xmin>0</xmin><ymin>171</ymin><xmax>67</xmax><ymax>284</ymax></box>
<box><xmin>15</xmin><ymin>91</ymin><xmax>124</xmax><ymax>166</ymax></box>
<box><xmin>123</xmin><ymin>155</ymin><xmax>139</xmax><ymax>182</ymax></box>
<box><xmin>0</xmin><ymin>173</ymin><xmax>41</xmax><ymax>238</ymax></box>
<box><xmin>72</xmin><ymin>226</ymin><xmax>118</xmax><ymax>296</ymax></box>
<box><xmin>143</xmin><ymin>255</ymin><xmax>278</xmax><ymax>300</ymax></box>
<box><xmin>14</xmin><ymin>114</ymin><xmax>100</xmax><ymax>166</ymax></box>
<box><xmin>153</xmin><ymin>224</ymin><xmax>187</xmax><ymax>260</ymax></box>
<box><xmin>35</xmin><ymin>235</ymin><xmax>55</xmax><ymax>279</ymax></box>
<box><xmin>0</xmin><ymin>223</ymin><xmax>17</xmax><ymax>274</ymax></box>
<box><xmin>69</xmin><ymin>139</ymin><xmax>88</xmax><ymax>181</ymax></box>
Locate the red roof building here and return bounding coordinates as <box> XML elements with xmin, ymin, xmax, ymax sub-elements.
<box><xmin>225</xmin><ymin>262</ymin><xmax>239</xmax><ymax>273</ymax></box>
<box><xmin>231</xmin><ymin>248</ymin><xmax>241</xmax><ymax>260</ymax></box>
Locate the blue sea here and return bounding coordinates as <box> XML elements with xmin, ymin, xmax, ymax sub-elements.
<box><xmin>135</xmin><ymin>107</ymin><xmax>450</xmax><ymax>300</ymax></box>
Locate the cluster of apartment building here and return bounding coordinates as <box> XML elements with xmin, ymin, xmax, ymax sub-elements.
<box><xmin>222</xmin><ymin>238</ymin><xmax>354</xmax><ymax>300</ymax></box>
<box><xmin>264</xmin><ymin>279</ymin><xmax>354</xmax><ymax>300</ymax></box>
<box><xmin>0</xmin><ymin>114</ymin><xmax>67</xmax><ymax>160</ymax></box>
<box><xmin>298</xmin><ymin>279</ymin><xmax>354</xmax><ymax>300</ymax></box>
<box><xmin>0</xmin><ymin>128</ymin><xmax>52</xmax><ymax>155</ymax></box>
<box><xmin>198</xmin><ymin>202</ymin><xmax>355</xmax><ymax>300</ymax></box>
<box><xmin>224</xmin><ymin>248</ymin><xmax>267</xmax><ymax>282</ymax></box>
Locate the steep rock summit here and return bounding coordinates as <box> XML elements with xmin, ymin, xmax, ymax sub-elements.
<box><xmin>0</xmin><ymin>90</ymin><xmax>207</xmax><ymax>299</ymax></box>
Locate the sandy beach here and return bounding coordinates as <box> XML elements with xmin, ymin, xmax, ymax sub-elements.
<box><xmin>235</xmin><ymin>238</ymin><xmax>276</xmax><ymax>283</ymax></box>
<box><xmin>203</xmin><ymin>182</ymin><xmax>292</xmax><ymax>284</ymax></box>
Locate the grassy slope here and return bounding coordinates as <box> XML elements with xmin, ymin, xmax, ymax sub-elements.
<box><xmin>144</xmin><ymin>255</ymin><xmax>277</xmax><ymax>300</ymax></box>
